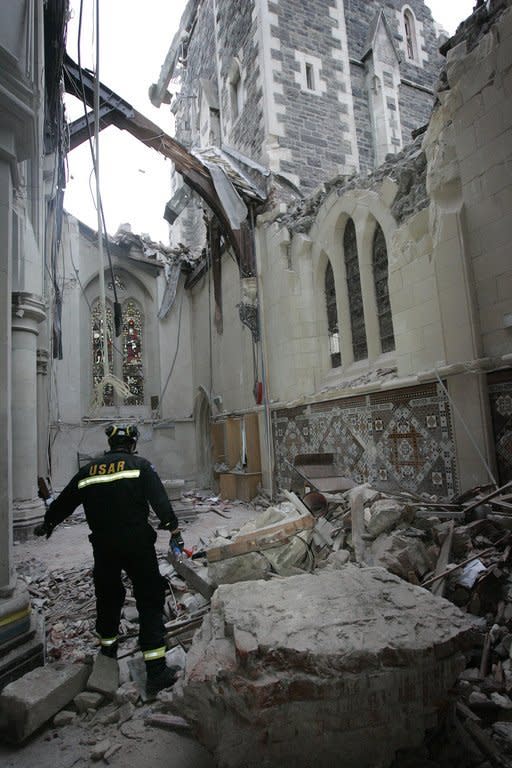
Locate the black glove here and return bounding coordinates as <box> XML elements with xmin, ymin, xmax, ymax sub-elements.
<box><xmin>170</xmin><ymin>530</ymin><xmax>184</xmax><ymax>553</ymax></box>
<box><xmin>34</xmin><ymin>521</ymin><xmax>54</xmax><ymax>539</ymax></box>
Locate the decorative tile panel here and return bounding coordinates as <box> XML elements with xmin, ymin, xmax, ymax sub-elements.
<box><xmin>273</xmin><ymin>382</ymin><xmax>458</xmax><ymax>499</ymax></box>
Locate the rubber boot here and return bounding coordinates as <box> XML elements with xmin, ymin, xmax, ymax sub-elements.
<box><xmin>145</xmin><ymin>659</ymin><xmax>179</xmax><ymax>697</ymax></box>
<box><xmin>100</xmin><ymin>642</ymin><xmax>118</xmax><ymax>659</ymax></box>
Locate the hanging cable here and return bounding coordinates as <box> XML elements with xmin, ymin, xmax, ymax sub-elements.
<box><xmin>434</xmin><ymin>368</ymin><xmax>498</xmax><ymax>488</ymax></box>
<box><xmin>74</xmin><ymin>0</ymin><xmax>122</xmax><ymax>337</ymax></box>
<box><xmin>88</xmin><ymin>0</ymin><xmax>129</xmax><ymax>410</ymax></box>
<box><xmin>160</xmin><ymin>285</ymin><xmax>185</xmax><ymax>408</ymax></box>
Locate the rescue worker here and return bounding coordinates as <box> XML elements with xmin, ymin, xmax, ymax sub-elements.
<box><xmin>34</xmin><ymin>424</ymin><xmax>184</xmax><ymax>696</ymax></box>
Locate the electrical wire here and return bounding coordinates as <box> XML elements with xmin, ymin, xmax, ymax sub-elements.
<box><xmin>160</xmin><ymin>284</ymin><xmax>185</xmax><ymax>407</ymax></box>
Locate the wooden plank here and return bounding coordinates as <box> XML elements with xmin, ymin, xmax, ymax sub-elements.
<box><xmin>168</xmin><ymin>551</ymin><xmax>216</xmax><ymax>599</ymax></box>
<box><xmin>244</xmin><ymin>412</ymin><xmax>261</xmax><ymax>473</ymax></box>
<box><xmin>462</xmin><ymin>479</ymin><xmax>512</xmax><ymax>516</ymax></box>
<box><xmin>219</xmin><ymin>473</ymin><xmax>238</xmax><ymax>501</ymax></box>
<box><xmin>206</xmin><ymin>513</ymin><xmax>314</xmax><ymax>563</ymax></box>
<box><xmin>225</xmin><ymin>417</ymin><xmax>242</xmax><ymax>469</ymax></box>
<box><xmin>145</xmin><ymin>714</ymin><xmax>192</xmax><ymax>732</ymax></box>
<box><xmin>462</xmin><ymin>717</ymin><xmax>510</xmax><ymax>767</ymax></box>
<box><xmin>431</xmin><ymin>520</ymin><xmax>454</xmax><ymax>598</ymax></box>
<box><xmin>211</xmin><ymin>421</ymin><xmax>225</xmax><ymax>463</ymax></box>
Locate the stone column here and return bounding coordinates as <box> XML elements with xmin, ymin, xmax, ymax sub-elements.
<box><xmin>11</xmin><ymin>292</ymin><xmax>46</xmax><ymax>537</ymax></box>
<box><xmin>0</xmin><ymin>162</ymin><xmax>44</xmax><ymax>689</ymax></box>
<box><xmin>0</xmin><ymin>159</ymin><xmax>14</xmax><ymax>596</ymax></box>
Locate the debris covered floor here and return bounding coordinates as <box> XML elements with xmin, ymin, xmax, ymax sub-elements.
<box><xmin>2</xmin><ymin>485</ymin><xmax>512</xmax><ymax>767</ymax></box>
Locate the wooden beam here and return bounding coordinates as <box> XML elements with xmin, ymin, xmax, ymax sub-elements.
<box><xmin>206</xmin><ymin>513</ymin><xmax>314</xmax><ymax>563</ymax></box>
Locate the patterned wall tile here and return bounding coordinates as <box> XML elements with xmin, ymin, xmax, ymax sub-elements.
<box><xmin>272</xmin><ymin>382</ymin><xmax>458</xmax><ymax>499</ymax></box>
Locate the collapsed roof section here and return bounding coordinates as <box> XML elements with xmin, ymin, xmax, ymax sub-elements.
<box><xmin>63</xmin><ymin>53</ymin><xmax>267</xmax><ymax>276</ymax></box>
<box><xmin>148</xmin><ymin>0</ymin><xmax>201</xmax><ymax>109</ymax></box>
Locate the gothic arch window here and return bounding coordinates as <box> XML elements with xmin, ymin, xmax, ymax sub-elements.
<box><xmin>324</xmin><ymin>260</ymin><xmax>341</xmax><ymax>368</ymax></box>
<box><xmin>372</xmin><ymin>224</ymin><xmax>395</xmax><ymax>353</ymax></box>
<box><xmin>91</xmin><ymin>299</ymin><xmax>114</xmax><ymax>406</ymax></box>
<box><xmin>403</xmin><ymin>8</ymin><xmax>418</xmax><ymax>61</ymax></box>
<box><xmin>90</xmin><ymin>297</ymin><xmax>145</xmax><ymax>407</ymax></box>
<box><xmin>122</xmin><ymin>299</ymin><xmax>144</xmax><ymax>406</ymax></box>
<box><xmin>343</xmin><ymin>218</ymin><xmax>367</xmax><ymax>361</ymax></box>
<box><xmin>229</xmin><ymin>59</ymin><xmax>243</xmax><ymax>121</ymax></box>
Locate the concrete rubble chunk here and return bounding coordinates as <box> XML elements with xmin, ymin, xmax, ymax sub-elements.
<box><xmin>87</xmin><ymin>653</ymin><xmax>119</xmax><ymax>697</ymax></box>
<box><xmin>115</xmin><ymin>681</ymin><xmax>140</xmax><ymax>705</ymax></box>
<box><xmin>0</xmin><ymin>662</ymin><xmax>90</xmax><ymax>743</ymax></box>
<box><xmin>180</xmin><ymin>566</ymin><xmax>477</xmax><ymax>768</ymax></box>
<box><xmin>90</xmin><ymin>738</ymin><xmax>112</xmax><ymax>761</ymax></box>
<box><xmin>52</xmin><ymin>709</ymin><xmax>76</xmax><ymax>727</ymax></box>
<box><xmin>74</xmin><ymin>690</ymin><xmax>104</xmax><ymax>713</ymax></box>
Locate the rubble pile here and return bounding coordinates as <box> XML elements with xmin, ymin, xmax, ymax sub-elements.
<box><xmin>159</xmin><ymin>482</ymin><xmax>512</xmax><ymax>767</ymax></box>
<box><xmin>9</xmin><ymin>483</ymin><xmax>512</xmax><ymax>765</ymax></box>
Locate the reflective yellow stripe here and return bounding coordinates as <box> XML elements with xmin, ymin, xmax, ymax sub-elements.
<box><xmin>143</xmin><ymin>646</ymin><xmax>166</xmax><ymax>661</ymax></box>
<box><xmin>100</xmin><ymin>636</ymin><xmax>118</xmax><ymax>646</ymax></box>
<box><xmin>78</xmin><ymin>469</ymin><xmax>140</xmax><ymax>489</ymax></box>
<box><xmin>0</xmin><ymin>606</ymin><xmax>30</xmax><ymax>628</ymax></box>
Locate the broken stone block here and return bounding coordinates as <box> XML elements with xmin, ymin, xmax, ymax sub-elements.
<box><xmin>208</xmin><ymin>550</ymin><xmax>271</xmax><ymax>585</ymax></box>
<box><xmin>74</xmin><ymin>690</ymin><xmax>104</xmax><ymax>713</ymax></box>
<box><xmin>181</xmin><ymin>566</ymin><xmax>477</xmax><ymax>768</ymax></box>
<box><xmin>90</xmin><ymin>738</ymin><xmax>112</xmax><ymax>761</ymax></box>
<box><xmin>366</xmin><ymin>499</ymin><xmax>409</xmax><ymax>538</ymax></box>
<box><xmin>0</xmin><ymin>662</ymin><xmax>90</xmax><ymax>743</ymax></box>
<box><xmin>115</xmin><ymin>681</ymin><xmax>140</xmax><ymax>705</ymax></box>
<box><xmin>370</xmin><ymin>530</ymin><xmax>435</xmax><ymax>579</ymax></box>
<box><xmin>53</xmin><ymin>709</ymin><xmax>76</xmax><ymax>727</ymax></box>
<box><xmin>123</xmin><ymin>605</ymin><xmax>139</xmax><ymax>623</ymax></box>
<box><xmin>87</xmin><ymin>653</ymin><xmax>119</xmax><ymax>697</ymax></box>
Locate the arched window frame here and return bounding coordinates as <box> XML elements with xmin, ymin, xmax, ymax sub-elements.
<box><xmin>324</xmin><ymin>259</ymin><xmax>341</xmax><ymax>368</ymax></box>
<box><xmin>372</xmin><ymin>224</ymin><xmax>395</xmax><ymax>354</ymax></box>
<box><xmin>343</xmin><ymin>218</ymin><xmax>368</xmax><ymax>362</ymax></box>
<box><xmin>90</xmin><ymin>296</ymin><xmax>145</xmax><ymax>408</ymax></box>
<box><xmin>228</xmin><ymin>58</ymin><xmax>244</xmax><ymax>122</ymax></box>
<box><xmin>403</xmin><ymin>7</ymin><xmax>419</xmax><ymax>63</ymax></box>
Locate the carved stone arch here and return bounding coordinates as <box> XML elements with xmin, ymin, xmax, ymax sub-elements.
<box><xmin>310</xmin><ymin>189</ymin><xmax>397</xmax><ymax>368</ymax></box>
<box><xmin>312</xmin><ymin>249</ymin><xmax>342</xmax><ymax>373</ymax></box>
<box><xmin>83</xmin><ymin>266</ymin><xmax>153</xmax><ymax>305</ymax></box>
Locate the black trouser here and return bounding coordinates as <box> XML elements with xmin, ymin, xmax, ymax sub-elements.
<box><xmin>90</xmin><ymin>526</ymin><xmax>166</xmax><ymax>674</ymax></box>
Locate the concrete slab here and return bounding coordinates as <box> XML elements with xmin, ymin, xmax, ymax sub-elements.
<box><xmin>86</xmin><ymin>653</ymin><xmax>119</xmax><ymax>698</ymax></box>
<box><xmin>0</xmin><ymin>662</ymin><xmax>90</xmax><ymax>743</ymax></box>
<box><xmin>181</xmin><ymin>566</ymin><xmax>478</xmax><ymax>768</ymax></box>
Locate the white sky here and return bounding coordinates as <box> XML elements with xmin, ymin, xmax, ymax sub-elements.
<box><xmin>63</xmin><ymin>0</ymin><xmax>476</xmax><ymax>242</ymax></box>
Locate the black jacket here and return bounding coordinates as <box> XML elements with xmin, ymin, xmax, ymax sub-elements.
<box><xmin>45</xmin><ymin>449</ymin><xmax>179</xmax><ymax>540</ymax></box>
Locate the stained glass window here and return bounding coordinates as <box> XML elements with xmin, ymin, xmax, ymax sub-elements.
<box><xmin>122</xmin><ymin>299</ymin><xmax>144</xmax><ymax>406</ymax></box>
<box><xmin>343</xmin><ymin>218</ymin><xmax>367</xmax><ymax>361</ymax></box>
<box><xmin>91</xmin><ymin>300</ymin><xmax>114</xmax><ymax>406</ymax></box>
<box><xmin>372</xmin><ymin>224</ymin><xmax>395</xmax><ymax>353</ymax></box>
<box><xmin>324</xmin><ymin>260</ymin><xmax>341</xmax><ymax>368</ymax></box>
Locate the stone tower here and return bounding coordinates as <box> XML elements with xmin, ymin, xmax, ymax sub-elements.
<box><xmin>153</xmin><ymin>0</ymin><xmax>445</xmax><ymax>193</ymax></box>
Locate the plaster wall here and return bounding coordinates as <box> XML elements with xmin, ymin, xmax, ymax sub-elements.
<box><xmin>189</xmin><ymin>254</ymin><xmax>256</xmax><ymax>415</ymax></box>
<box><xmin>49</xmin><ymin>215</ymin><xmax>198</xmax><ymax>489</ymax></box>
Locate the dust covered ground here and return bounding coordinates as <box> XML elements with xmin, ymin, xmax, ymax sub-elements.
<box><xmin>0</xmin><ymin>494</ymin><xmax>258</xmax><ymax>768</ymax></box>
